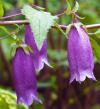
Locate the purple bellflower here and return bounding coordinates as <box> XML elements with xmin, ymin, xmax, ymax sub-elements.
<box><xmin>67</xmin><ymin>23</ymin><xmax>96</xmax><ymax>83</ymax></box>
<box><xmin>25</xmin><ymin>25</ymin><xmax>50</xmax><ymax>72</ymax></box>
<box><xmin>13</xmin><ymin>48</ymin><xmax>42</xmax><ymax>105</ymax></box>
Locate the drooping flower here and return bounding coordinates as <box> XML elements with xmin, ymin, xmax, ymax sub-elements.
<box><xmin>13</xmin><ymin>48</ymin><xmax>42</xmax><ymax>105</ymax></box>
<box><xmin>67</xmin><ymin>23</ymin><xmax>96</xmax><ymax>83</ymax></box>
<box><xmin>25</xmin><ymin>25</ymin><xmax>50</xmax><ymax>72</ymax></box>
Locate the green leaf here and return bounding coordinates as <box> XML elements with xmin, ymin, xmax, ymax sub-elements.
<box><xmin>0</xmin><ymin>0</ymin><xmax>4</xmax><ymax>17</ymax></box>
<box><xmin>0</xmin><ymin>88</ymin><xmax>28</xmax><ymax>109</ymax></box>
<box><xmin>22</xmin><ymin>5</ymin><xmax>58</xmax><ymax>50</ymax></box>
<box><xmin>89</xmin><ymin>29</ymin><xmax>100</xmax><ymax>37</ymax></box>
<box><xmin>90</xmin><ymin>37</ymin><xmax>100</xmax><ymax>63</ymax></box>
<box><xmin>65</xmin><ymin>0</ymin><xmax>72</xmax><ymax>15</ymax></box>
<box><xmin>72</xmin><ymin>1</ymin><xmax>79</xmax><ymax>13</ymax></box>
<box><xmin>0</xmin><ymin>26</ymin><xmax>10</xmax><ymax>34</ymax></box>
<box><xmin>95</xmin><ymin>29</ymin><xmax>100</xmax><ymax>37</ymax></box>
<box><xmin>28</xmin><ymin>0</ymin><xmax>33</xmax><ymax>4</ymax></box>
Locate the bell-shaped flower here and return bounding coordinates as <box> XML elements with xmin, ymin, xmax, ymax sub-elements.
<box><xmin>67</xmin><ymin>23</ymin><xmax>96</xmax><ymax>83</ymax></box>
<box><xmin>13</xmin><ymin>48</ymin><xmax>42</xmax><ymax>105</ymax></box>
<box><xmin>25</xmin><ymin>25</ymin><xmax>50</xmax><ymax>72</ymax></box>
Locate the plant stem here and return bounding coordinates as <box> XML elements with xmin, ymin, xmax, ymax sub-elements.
<box><xmin>1</xmin><ymin>10</ymin><xmax>64</xmax><ymax>20</ymax></box>
<box><xmin>1</xmin><ymin>13</ymin><xmax>22</xmax><ymax>20</ymax></box>
<box><xmin>0</xmin><ymin>20</ymin><xmax>100</xmax><ymax>29</ymax></box>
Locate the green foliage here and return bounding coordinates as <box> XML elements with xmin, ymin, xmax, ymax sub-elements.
<box><xmin>95</xmin><ymin>29</ymin><xmax>100</xmax><ymax>37</ymax></box>
<box><xmin>3</xmin><ymin>1</ymin><xmax>13</xmax><ymax>11</ymax></box>
<box><xmin>0</xmin><ymin>37</ymin><xmax>14</xmax><ymax>60</ymax></box>
<box><xmin>65</xmin><ymin>0</ymin><xmax>72</xmax><ymax>15</ymax></box>
<box><xmin>28</xmin><ymin>0</ymin><xmax>33</xmax><ymax>4</ymax></box>
<box><xmin>11</xmin><ymin>42</ymin><xmax>33</xmax><ymax>57</ymax></box>
<box><xmin>22</xmin><ymin>5</ymin><xmax>58</xmax><ymax>50</ymax></box>
<box><xmin>65</xmin><ymin>0</ymin><xmax>79</xmax><ymax>15</ymax></box>
<box><xmin>0</xmin><ymin>88</ymin><xmax>28</xmax><ymax>109</ymax></box>
<box><xmin>0</xmin><ymin>26</ymin><xmax>10</xmax><ymax>34</ymax></box>
<box><xmin>47</xmin><ymin>0</ymin><xmax>61</xmax><ymax>13</ymax></box>
<box><xmin>72</xmin><ymin>1</ymin><xmax>79</xmax><ymax>13</ymax></box>
<box><xmin>91</xmin><ymin>105</ymin><xmax>100</xmax><ymax>109</ymax></box>
<box><xmin>48</xmin><ymin>49</ymin><xmax>66</xmax><ymax>61</ymax></box>
<box><xmin>48</xmin><ymin>49</ymin><xmax>67</xmax><ymax>66</ymax></box>
<box><xmin>38</xmin><ymin>76</ymin><xmax>56</xmax><ymax>88</ymax></box>
<box><xmin>90</xmin><ymin>37</ymin><xmax>100</xmax><ymax>63</ymax></box>
<box><xmin>0</xmin><ymin>0</ymin><xmax>4</xmax><ymax>17</ymax></box>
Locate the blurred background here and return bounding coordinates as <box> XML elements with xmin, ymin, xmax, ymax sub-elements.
<box><xmin>0</xmin><ymin>0</ymin><xmax>100</xmax><ymax>109</ymax></box>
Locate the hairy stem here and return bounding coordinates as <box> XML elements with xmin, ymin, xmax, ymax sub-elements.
<box><xmin>0</xmin><ymin>20</ymin><xmax>100</xmax><ymax>29</ymax></box>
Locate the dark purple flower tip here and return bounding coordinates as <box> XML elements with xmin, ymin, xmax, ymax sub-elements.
<box><xmin>68</xmin><ymin>25</ymin><xmax>96</xmax><ymax>83</ymax></box>
<box><xmin>25</xmin><ymin>25</ymin><xmax>51</xmax><ymax>72</ymax></box>
<box><xmin>13</xmin><ymin>48</ymin><xmax>41</xmax><ymax>105</ymax></box>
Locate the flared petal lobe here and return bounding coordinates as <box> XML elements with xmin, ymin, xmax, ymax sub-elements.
<box><xmin>13</xmin><ymin>48</ymin><xmax>41</xmax><ymax>105</ymax></box>
<box><xmin>25</xmin><ymin>25</ymin><xmax>50</xmax><ymax>72</ymax></box>
<box><xmin>68</xmin><ymin>25</ymin><xmax>96</xmax><ymax>83</ymax></box>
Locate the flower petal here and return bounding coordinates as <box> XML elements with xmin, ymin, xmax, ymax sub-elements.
<box><xmin>68</xmin><ymin>25</ymin><xmax>96</xmax><ymax>83</ymax></box>
<box><xmin>13</xmin><ymin>48</ymin><xmax>41</xmax><ymax>105</ymax></box>
<box><xmin>25</xmin><ymin>25</ymin><xmax>50</xmax><ymax>72</ymax></box>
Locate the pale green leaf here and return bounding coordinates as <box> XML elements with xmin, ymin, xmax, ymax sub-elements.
<box><xmin>22</xmin><ymin>5</ymin><xmax>58</xmax><ymax>50</ymax></box>
<box><xmin>72</xmin><ymin>1</ymin><xmax>79</xmax><ymax>13</ymax></box>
